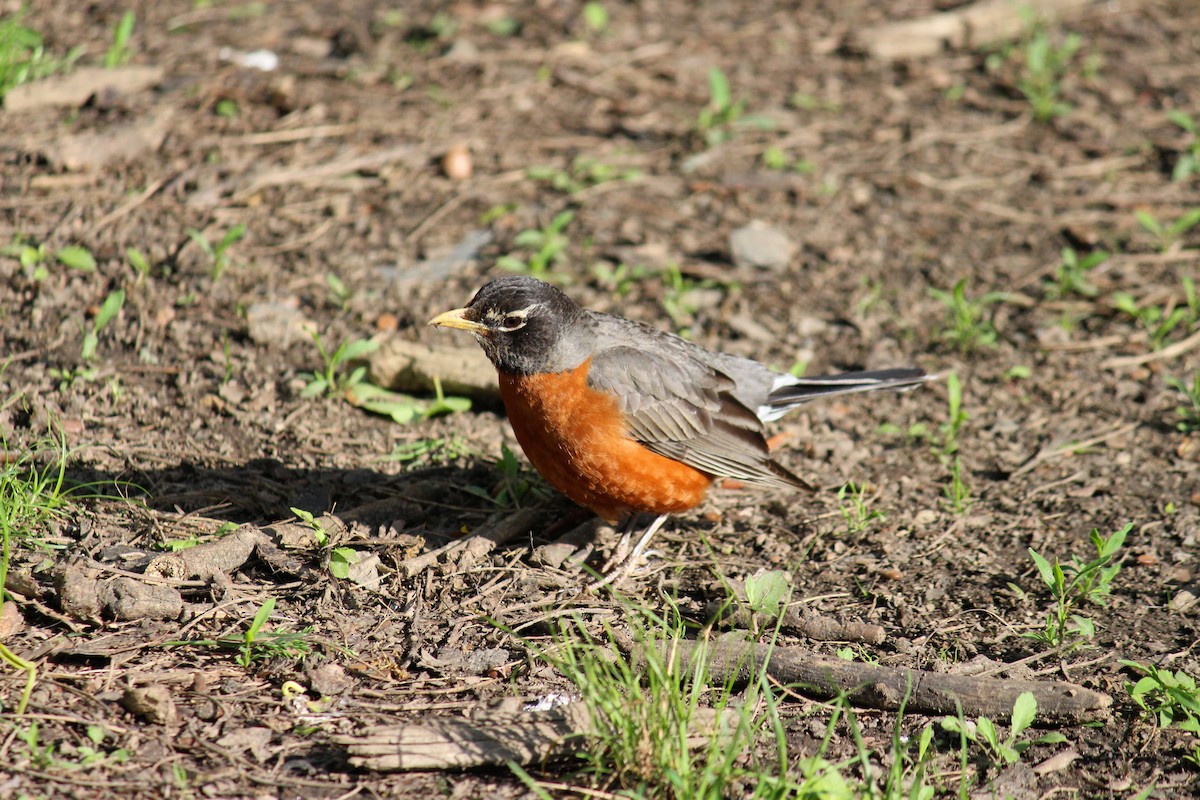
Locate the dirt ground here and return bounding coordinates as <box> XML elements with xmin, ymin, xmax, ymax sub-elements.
<box><xmin>2</xmin><ymin>0</ymin><xmax>1200</xmax><ymax>797</ymax></box>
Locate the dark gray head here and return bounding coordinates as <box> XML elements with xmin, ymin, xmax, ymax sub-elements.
<box><xmin>429</xmin><ymin>276</ymin><xmax>589</xmax><ymax>374</ymax></box>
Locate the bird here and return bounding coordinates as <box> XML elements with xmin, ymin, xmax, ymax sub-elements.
<box><xmin>429</xmin><ymin>275</ymin><xmax>929</xmax><ymax>585</ymax></box>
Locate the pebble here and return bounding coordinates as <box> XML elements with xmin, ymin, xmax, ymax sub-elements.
<box><xmin>1170</xmin><ymin>589</ymin><xmax>1198</xmax><ymax>613</ymax></box>
<box><xmin>246</xmin><ymin>299</ymin><xmax>312</xmax><ymax>347</ymax></box>
<box><xmin>729</xmin><ymin>220</ymin><xmax>797</xmax><ymax>270</ymax></box>
<box><xmin>442</xmin><ymin>143</ymin><xmax>472</xmax><ymax>180</ymax></box>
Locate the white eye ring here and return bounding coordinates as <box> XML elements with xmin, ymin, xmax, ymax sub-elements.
<box><xmin>496</xmin><ymin>314</ymin><xmax>527</xmax><ymax>332</ymax></box>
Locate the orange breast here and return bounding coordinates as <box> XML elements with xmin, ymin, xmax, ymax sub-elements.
<box><xmin>498</xmin><ymin>359</ymin><xmax>712</xmax><ymax>523</ymax></box>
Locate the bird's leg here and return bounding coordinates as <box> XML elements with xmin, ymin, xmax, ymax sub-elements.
<box><xmin>588</xmin><ymin>513</ymin><xmax>669</xmax><ymax>592</ymax></box>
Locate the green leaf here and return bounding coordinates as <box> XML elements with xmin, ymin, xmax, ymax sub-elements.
<box><xmin>1168</xmin><ymin>109</ymin><xmax>1197</xmax><ymax>133</ymax></box>
<box><xmin>329</xmin><ymin>547</ymin><xmax>360</xmax><ymax>579</ymax></box>
<box><xmin>1134</xmin><ymin>210</ymin><xmax>1163</xmax><ymax>237</ymax></box>
<box><xmin>745</xmin><ymin>570</ymin><xmax>791</xmax><ymax>616</ymax></box>
<box><xmin>56</xmin><ymin>245</ymin><xmax>96</xmax><ymax>271</ymax></box>
<box><xmin>1010</xmin><ymin>691</ymin><xmax>1037</xmax><ymax>735</ymax></box>
<box><xmin>94</xmin><ymin>289</ymin><xmax>126</xmax><ymax>331</ymax></box>
<box><xmin>1028</xmin><ymin>548</ymin><xmax>1056</xmax><ymax>589</ymax></box>
<box><xmin>976</xmin><ymin>716</ymin><xmax>999</xmax><ymax>749</ymax></box>
<box><xmin>247</xmin><ymin>598</ymin><xmax>275</xmax><ymax>640</ymax></box>
<box><xmin>339</xmin><ymin>339</ymin><xmax>380</xmax><ymax>361</ymax></box>
<box><xmin>81</xmin><ymin>331</ymin><xmax>99</xmax><ymax>362</ymax></box>
<box><xmin>582</xmin><ymin>1</ymin><xmax>608</xmax><ymax>32</ymax></box>
<box><xmin>707</xmin><ymin>67</ymin><xmax>731</xmax><ymax>110</ymax></box>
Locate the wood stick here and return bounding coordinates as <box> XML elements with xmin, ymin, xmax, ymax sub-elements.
<box><xmin>341</xmin><ymin>703</ymin><xmax>732</xmax><ymax>771</ymax></box>
<box><xmin>853</xmin><ymin>0</ymin><xmax>1096</xmax><ymax>60</ymax></box>
<box><xmin>639</xmin><ymin>634</ymin><xmax>1111</xmax><ymax>723</ymax></box>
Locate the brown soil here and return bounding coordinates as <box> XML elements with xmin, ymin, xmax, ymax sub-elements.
<box><xmin>2</xmin><ymin>0</ymin><xmax>1200</xmax><ymax>797</ymax></box>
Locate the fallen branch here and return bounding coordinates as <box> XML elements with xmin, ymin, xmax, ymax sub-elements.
<box><xmin>852</xmin><ymin>0</ymin><xmax>1096</xmax><ymax>60</ymax></box>
<box><xmin>705</xmin><ymin>600</ymin><xmax>886</xmax><ymax>645</ymax></box>
<box><xmin>632</xmin><ymin>634</ymin><xmax>1110</xmax><ymax>724</ymax></box>
<box><xmin>341</xmin><ymin>702</ymin><xmax>731</xmax><ymax>771</ymax></box>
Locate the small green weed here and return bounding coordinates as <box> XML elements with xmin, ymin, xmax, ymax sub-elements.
<box><xmin>1167</xmin><ymin>374</ymin><xmax>1200</xmax><ymax>432</ymax></box>
<box><xmin>325</xmin><ymin>273</ymin><xmax>351</xmax><ymax>310</ymax></box>
<box><xmin>696</xmin><ymin>67</ymin><xmax>744</xmax><ymax>146</ymax></box>
<box><xmin>290</xmin><ymin>506</ymin><xmax>332</xmax><ymax>546</ymax></box>
<box><xmin>836</xmin><ymin>482</ymin><xmax>885</xmax><ymax>534</ymax></box>
<box><xmin>1019</xmin><ymin>523</ymin><xmax>1128</xmax><ymax>651</ymax></box>
<box><xmin>82</xmin><ymin>289</ymin><xmax>125</xmax><ymax>364</ymax></box>
<box><xmin>104</xmin><ymin>11</ymin><xmax>135</xmax><ymax>68</ymax></box>
<box><xmin>0</xmin><ymin>12</ymin><xmax>83</xmax><ymax>99</ymax></box>
<box><xmin>497</xmin><ymin>211</ymin><xmax>574</xmax><ymax>279</ymax></box>
<box><xmin>527</xmin><ymin>156</ymin><xmax>640</xmax><ymax>195</ymax></box>
<box><xmin>2</xmin><ymin>238</ymin><xmax>96</xmax><ymax>280</ymax></box>
<box><xmin>941</xmin><ymin>692</ymin><xmax>1067</xmax><ymax>768</ymax></box>
<box><xmin>1113</xmin><ymin>278</ymin><xmax>1198</xmax><ymax>350</ymax></box>
<box><xmin>929</xmin><ymin>279</ymin><xmax>1007</xmax><ymax>353</ymax></box>
<box><xmin>186</xmin><ymin>223</ymin><xmax>246</xmax><ymax>279</ymax></box>
<box><xmin>463</xmin><ymin>443</ymin><xmax>545</xmax><ymax>508</ymax></box>
<box><xmin>383</xmin><ymin>436</ymin><xmax>470</xmax><ymax>466</ymax></box>
<box><xmin>519</xmin><ymin>600</ymin><xmax>787</xmax><ymax>797</ymax></box>
<box><xmin>1123</xmin><ymin>661</ymin><xmax>1200</xmax><ymax>760</ymax></box>
<box><xmin>582</xmin><ymin>2</ymin><xmax>608</xmax><ymax>34</ymax></box>
<box><xmin>347</xmin><ymin>376</ymin><xmax>471</xmax><ymax>424</ymax></box>
<box><xmin>51</xmin><ymin>288</ymin><xmax>125</xmax><ymax>389</ymax></box>
<box><xmin>1045</xmin><ymin>247</ymin><xmax>1106</xmax><ymax>300</ymax></box>
<box><xmin>659</xmin><ymin>264</ymin><xmax>732</xmax><ymax>336</ymax></box>
<box><xmin>1135</xmin><ymin>208</ymin><xmax>1200</xmax><ymax>253</ymax></box>
<box><xmin>938</xmin><ymin>371</ymin><xmax>966</xmax><ymax>457</ymax></box>
<box><xmin>694</xmin><ymin>67</ymin><xmax>772</xmax><ymax>147</ymax></box>
<box><xmin>743</xmin><ymin>569</ymin><xmax>791</xmax><ymax>633</ymax></box>
<box><xmin>1168</xmin><ymin>110</ymin><xmax>1200</xmax><ymax>183</ymax></box>
<box><xmin>941</xmin><ymin>457</ymin><xmax>974</xmax><ymax>515</ymax></box>
<box><xmin>301</xmin><ymin>331</ymin><xmax>377</xmax><ymax>398</ymax></box>
<box><xmin>760</xmin><ymin>146</ymin><xmax>814</xmax><ymax>174</ymax></box>
<box><xmin>591</xmin><ymin>261</ymin><xmax>651</xmax><ymax>296</ymax></box>
<box><xmin>165</xmin><ymin>597</ymin><xmax>312</xmax><ymax>667</ymax></box>
<box><xmin>1015</xmin><ymin>30</ymin><xmax>1082</xmax><ymax>122</ymax></box>
<box><xmin>127</xmin><ymin>247</ymin><xmax>151</xmax><ymax>283</ymax></box>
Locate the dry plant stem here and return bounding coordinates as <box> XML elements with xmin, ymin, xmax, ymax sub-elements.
<box><xmin>341</xmin><ymin>703</ymin><xmax>733</xmax><ymax>772</ymax></box>
<box><xmin>1011</xmin><ymin>422</ymin><xmax>1139</xmax><ymax>478</ymax></box>
<box><xmin>625</xmin><ymin>634</ymin><xmax>1111</xmax><ymax>723</ymax></box>
<box><xmin>1101</xmin><ymin>328</ymin><xmax>1200</xmax><ymax>369</ymax></box>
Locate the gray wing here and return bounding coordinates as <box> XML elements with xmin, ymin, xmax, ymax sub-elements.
<box><xmin>586</xmin><ymin>344</ymin><xmax>808</xmax><ymax>490</ymax></box>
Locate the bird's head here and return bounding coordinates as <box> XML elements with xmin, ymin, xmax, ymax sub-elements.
<box><xmin>429</xmin><ymin>276</ymin><xmax>587</xmax><ymax>374</ymax></box>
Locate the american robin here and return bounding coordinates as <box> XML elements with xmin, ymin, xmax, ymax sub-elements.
<box><xmin>430</xmin><ymin>275</ymin><xmax>928</xmax><ymax>582</ymax></box>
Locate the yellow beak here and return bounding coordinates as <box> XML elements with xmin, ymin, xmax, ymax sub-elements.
<box><xmin>428</xmin><ymin>307</ymin><xmax>489</xmax><ymax>334</ymax></box>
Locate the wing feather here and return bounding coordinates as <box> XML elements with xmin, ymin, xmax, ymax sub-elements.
<box><xmin>587</xmin><ymin>346</ymin><xmax>808</xmax><ymax>490</ymax></box>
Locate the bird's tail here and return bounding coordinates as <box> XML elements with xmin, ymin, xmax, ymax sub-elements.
<box><xmin>760</xmin><ymin>367</ymin><xmax>932</xmax><ymax>420</ymax></box>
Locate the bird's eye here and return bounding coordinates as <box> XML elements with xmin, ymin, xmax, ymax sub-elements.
<box><xmin>500</xmin><ymin>314</ymin><xmax>526</xmax><ymax>331</ymax></box>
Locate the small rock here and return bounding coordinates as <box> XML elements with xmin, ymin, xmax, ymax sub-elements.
<box><xmin>442</xmin><ymin>143</ymin><xmax>472</xmax><ymax>180</ymax></box>
<box><xmin>246</xmin><ymin>299</ymin><xmax>313</xmax><ymax>348</ymax></box>
<box><xmin>55</xmin><ymin>563</ymin><xmax>104</xmax><ymax>622</ymax></box>
<box><xmin>0</xmin><ymin>601</ymin><xmax>24</xmax><ymax>639</ymax></box>
<box><xmin>1170</xmin><ymin>589</ymin><xmax>1198</xmax><ymax>613</ymax></box>
<box><xmin>308</xmin><ymin>663</ymin><xmax>354</xmax><ymax>696</ymax></box>
<box><xmin>912</xmin><ymin>509</ymin><xmax>939</xmax><ymax>527</ymax></box>
<box><xmin>730</xmin><ymin>221</ymin><xmax>797</xmax><ymax>270</ymax></box>
<box><xmin>121</xmin><ymin>685</ymin><xmax>177</xmax><ymax>726</ymax></box>
<box><xmin>103</xmin><ymin>578</ymin><xmax>184</xmax><ymax>621</ymax></box>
